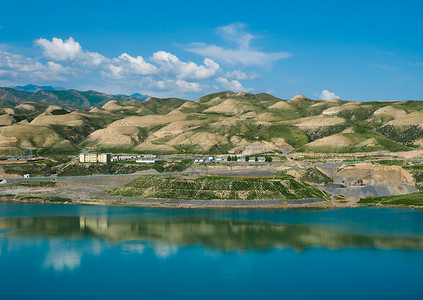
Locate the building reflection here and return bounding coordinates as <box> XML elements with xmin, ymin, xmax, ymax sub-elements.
<box><xmin>1</xmin><ymin>215</ymin><xmax>423</xmax><ymax>251</ymax></box>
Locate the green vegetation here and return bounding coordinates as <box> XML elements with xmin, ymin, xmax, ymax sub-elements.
<box><xmin>378</xmin><ymin>125</ymin><xmax>423</xmax><ymax>146</ymax></box>
<box><xmin>50</xmin><ymin>109</ymin><xmax>70</xmax><ymax>115</ymax></box>
<box><xmin>20</xmin><ymin>196</ymin><xmax>43</xmax><ymax>200</ymax></box>
<box><xmin>2</xmin><ymin>161</ymin><xmax>55</xmax><ymax>177</ymax></box>
<box><xmin>50</xmin><ymin>124</ymin><xmax>99</xmax><ymax>145</ymax></box>
<box><xmin>375</xmin><ymin>160</ymin><xmax>405</xmax><ymax>166</ymax></box>
<box><xmin>304</xmin><ymin>125</ymin><xmax>350</xmax><ymax>142</ymax></box>
<box><xmin>44</xmin><ymin>196</ymin><xmax>72</xmax><ymax>203</ymax></box>
<box><xmin>404</xmin><ymin>164</ymin><xmax>423</xmax><ymax>183</ymax></box>
<box><xmin>9</xmin><ymin>181</ymin><xmax>55</xmax><ymax>187</ymax></box>
<box><xmin>358</xmin><ymin>192</ymin><xmax>423</xmax><ymax>206</ymax></box>
<box><xmin>0</xmin><ymin>157</ymin><xmax>72</xmax><ymax>177</ymax></box>
<box><xmin>0</xmin><ymin>194</ymin><xmax>16</xmax><ymax>198</ymax></box>
<box><xmin>299</xmin><ymin>167</ymin><xmax>332</xmax><ymax>183</ymax></box>
<box><xmin>111</xmin><ymin>175</ymin><xmax>325</xmax><ymax>200</ymax></box>
<box><xmin>58</xmin><ymin>160</ymin><xmax>193</xmax><ymax>176</ymax></box>
<box><xmin>20</xmin><ymin>195</ymin><xmax>72</xmax><ymax>203</ymax></box>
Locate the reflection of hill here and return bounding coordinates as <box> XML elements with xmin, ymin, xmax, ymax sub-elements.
<box><xmin>1</xmin><ymin>216</ymin><xmax>423</xmax><ymax>251</ymax></box>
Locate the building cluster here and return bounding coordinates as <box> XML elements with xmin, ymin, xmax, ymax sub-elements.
<box><xmin>194</xmin><ymin>156</ymin><xmax>266</xmax><ymax>163</ymax></box>
<box><xmin>194</xmin><ymin>156</ymin><xmax>220</xmax><ymax>163</ymax></box>
<box><xmin>79</xmin><ymin>153</ymin><xmax>159</xmax><ymax>163</ymax></box>
<box><xmin>79</xmin><ymin>152</ymin><xmax>269</xmax><ymax>164</ymax></box>
<box><xmin>112</xmin><ymin>154</ymin><xmax>158</xmax><ymax>162</ymax></box>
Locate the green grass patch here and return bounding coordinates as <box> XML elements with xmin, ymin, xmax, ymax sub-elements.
<box><xmin>9</xmin><ymin>181</ymin><xmax>55</xmax><ymax>187</ymax></box>
<box><xmin>300</xmin><ymin>168</ymin><xmax>332</xmax><ymax>183</ymax></box>
<box><xmin>0</xmin><ymin>194</ymin><xmax>16</xmax><ymax>198</ymax></box>
<box><xmin>58</xmin><ymin>160</ymin><xmax>193</xmax><ymax>176</ymax></box>
<box><xmin>1</xmin><ymin>162</ymin><xmax>55</xmax><ymax>177</ymax></box>
<box><xmin>44</xmin><ymin>196</ymin><xmax>72</xmax><ymax>203</ymax></box>
<box><xmin>374</xmin><ymin>160</ymin><xmax>405</xmax><ymax>166</ymax></box>
<box><xmin>358</xmin><ymin>192</ymin><xmax>423</xmax><ymax>206</ymax></box>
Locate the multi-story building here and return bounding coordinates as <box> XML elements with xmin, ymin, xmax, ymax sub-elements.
<box><xmin>79</xmin><ymin>153</ymin><xmax>111</xmax><ymax>163</ymax></box>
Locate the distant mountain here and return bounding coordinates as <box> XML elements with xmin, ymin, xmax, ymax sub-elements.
<box><xmin>130</xmin><ymin>93</ymin><xmax>149</xmax><ymax>100</ymax></box>
<box><xmin>0</xmin><ymin>87</ymin><xmax>143</xmax><ymax>109</ymax></box>
<box><xmin>14</xmin><ymin>84</ymin><xmax>66</xmax><ymax>93</ymax></box>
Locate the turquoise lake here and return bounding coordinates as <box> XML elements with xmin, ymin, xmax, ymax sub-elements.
<box><xmin>0</xmin><ymin>202</ymin><xmax>423</xmax><ymax>300</ymax></box>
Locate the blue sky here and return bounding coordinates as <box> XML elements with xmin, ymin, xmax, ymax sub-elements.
<box><xmin>0</xmin><ymin>0</ymin><xmax>422</xmax><ymax>100</ymax></box>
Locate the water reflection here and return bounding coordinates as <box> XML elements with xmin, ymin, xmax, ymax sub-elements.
<box><xmin>1</xmin><ymin>215</ymin><xmax>423</xmax><ymax>251</ymax></box>
<box><xmin>43</xmin><ymin>241</ymin><xmax>82</xmax><ymax>271</ymax></box>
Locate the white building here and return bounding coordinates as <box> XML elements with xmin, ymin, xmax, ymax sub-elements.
<box><xmin>135</xmin><ymin>159</ymin><xmax>158</xmax><ymax>163</ymax></box>
<box><xmin>79</xmin><ymin>153</ymin><xmax>111</xmax><ymax>163</ymax></box>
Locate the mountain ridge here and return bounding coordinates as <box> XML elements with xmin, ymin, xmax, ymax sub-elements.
<box><xmin>1</xmin><ymin>86</ymin><xmax>151</xmax><ymax>109</ymax></box>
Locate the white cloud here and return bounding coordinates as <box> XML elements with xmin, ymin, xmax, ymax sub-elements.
<box><xmin>0</xmin><ymin>50</ymin><xmax>72</xmax><ymax>83</ymax></box>
<box><xmin>186</xmin><ymin>23</ymin><xmax>291</xmax><ymax>67</ymax></box>
<box><xmin>35</xmin><ymin>37</ymin><xmax>109</xmax><ymax>67</ymax></box>
<box><xmin>319</xmin><ymin>89</ymin><xmax>340</xmax><ymax>100</ymax></box>
<box><xmin>226</xmin><ymin>70</ymin><xmax>260</xmax><ymax>80</ymax></box>
<box><xmin>217</xmin><ymin>22</ymin><xmax>254</xmax><ymax>49</ymax></box>
<box><xmin>150</xmin><ymin>51</ymin><xmax>220</xmax><ymax>80</ymax></box>
<box><xmin>147</xmin><ymin>78</ymin><xmax>207</xmax><ymax>93</ymax></box>
<box><xmin>2</xmin><ymin>35</ymin><xmax>259</xmax><ymax>96</ymax></box>
<box><xmin>43</xmin><ymin>245</ymin><xmax>82</xmax><ymax>272</ymax></box>
<box><xmin>216</xmin><ymin>77</ymin><xmax>251</xmax><ymax>92</ymax></box>
<box><xmin>410</xmin><ymin>62</ymin><xmax>423</xmax><ymax>67</ymax></box>
<box><xmin>121</xmin><ymin>244</ymin><xmax>145</xmax><ymax>254</ymax></box>
<box><xmin>105</xmin><ymin>53</ymin><xmax>158</xmax><ymax>79</ymax></box>
<box><xmin>153</xmin><ymin>243</ymin><xmax>178</xmax><ymax>259</ymax></box>
<box><xmin>103</xmin><ymin>50</ymin><xmax>220</xmax><ymax>86</ymax></box>
<box><xmin>35</xmin><ymin>37</ymin><xmax>81</xmax><ymax>61</ymax></box>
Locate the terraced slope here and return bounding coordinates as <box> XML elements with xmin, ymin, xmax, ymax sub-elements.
<box><xmin>111</xmin><ymin>175</ymin><xmax>326</xmax><ymax>200</ymax></box>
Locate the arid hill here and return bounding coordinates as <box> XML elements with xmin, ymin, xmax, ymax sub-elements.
<box><xmin>1</xmin><ymin>88</ymin><xmax>423</xmax><ymax>155</ymax></box>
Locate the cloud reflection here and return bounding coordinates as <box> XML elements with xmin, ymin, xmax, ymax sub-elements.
<box><xmin>43</xmin><ymin>243</ymin><xmax>81</xmax><ymax>271</ymax></box>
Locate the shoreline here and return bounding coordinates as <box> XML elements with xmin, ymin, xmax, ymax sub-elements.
<box><xmin>1</xmin><ymin>173</ymin><xmax>422</xmax><ymax>209</ymax></box>
<box><xmin>1</xmin><ymin>195</ymin><xmax>420</xmax><ymax>210</ymax></box>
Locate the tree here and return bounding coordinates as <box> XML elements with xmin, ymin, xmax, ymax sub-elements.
<box><xmin>245</xmin><ymin>155</ymin><xmax>250</xmax><ymax>162</ymax></box>
<box><xmin>227</xmin><ymin>156</ymin><xmax>232</xmax><ymax>161</ymax></box>
<box><xmin>265</xmin><ymin>155</ymin><xmax>273</xmax><ymax>163</ymax></box>
<box><xmin>255</xmin><ymin>156</ymin><xmax>258</xmax><ymax>162</ymax></box>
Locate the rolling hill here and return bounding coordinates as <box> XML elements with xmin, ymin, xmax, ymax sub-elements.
<box><xmin>1</xmin><ymin>87</ymin><xmax>422</xmax><ymax>155</ymax></box>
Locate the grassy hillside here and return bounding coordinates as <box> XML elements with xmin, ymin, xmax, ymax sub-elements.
<box><xmin>358</xmin><ymin>192</ymin><xmax>423</xmax><ymax>206</ymax></box>
<box><xmin>110</xmin><ymin>175</ymin><xmax>326</xmax><ymax>200</ymax></box>
<box><xmin>0</xmin><ymin>88</ymin><xmax>422</xmax><ymax>155</ymax></box>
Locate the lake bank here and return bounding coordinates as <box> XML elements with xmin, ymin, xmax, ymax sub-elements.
<box><xmin>1</xmin><ymin>172</ymin><xmax>422</xmax><ymax>209</ymax></box>
<box><xmin>1</xmin><ymin>193</ymin><xmax>421</xmax><ymax>209</ymax></box>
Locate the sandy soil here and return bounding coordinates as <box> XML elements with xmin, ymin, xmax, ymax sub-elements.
<box><xmin>387</xmin><ymin>111</ymin><xmax>423</xmax><ymax>126</ymax></box>
<box><xmin>203</xmin><ymin>99</ymin><xmax>254</xmax><ymax>114</ymax></box>
<box><xmin>373</xmin><ymin>106</ymin><xmax>407</xmax><ymax>118</ymax></box>
<box><xmin>0</xmin><ymin>114</ymin><xmax>16</xmax><ymax>126</ymax></box>
<box><xmin>30</xmin><ymin>111</ymin><xmax>85</xmax><ymax>126</ymax></box>
<box><xmin>287</xmin><ymin>115</ymin><xmax>346</xmax><ymax>129</ymax></box>
<box><xmin>269</xmin><ymin>101</ymin><xmax>294</xmax><ymax>110</ymax></box>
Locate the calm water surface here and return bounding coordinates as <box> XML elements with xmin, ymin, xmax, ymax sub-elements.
<box><xmin>0</xmin><ymin>202</ymin><xmax>423</xmax><ymax>300</ymax></box>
